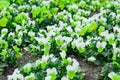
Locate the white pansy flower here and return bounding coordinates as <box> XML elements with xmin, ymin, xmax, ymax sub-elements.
<box><xmin>1</xmin><ymin>28</ymin><xmax>8</xmax><ymax>35</ymax></box>
<box><xmin>66</xmin><ymin>26</ymin><xmax>73</xmax><ymax>33</ymax></box>
<box><xmin>28</xmin><ymin>20</ymin><xmax>35</xmax><ymax>26</ymax></box>
<box><xmin>18</xmin><ymin>31</ymin><xmax>23</xmax><ymax>38</ymax></box>
<box><xmin>41</xmin><ymin>55</ymin><xmax>49</xmax><ymax>62</ymax></box>
<box><xmin>63</xmin><ymin>36</ymin><xmax>72</xmax><ymax>43</ymax></box>
<box><xmin>43</xmin><ymin>38</ymin><xmax>49</xmax><ymax>44</ymax></box>
<box><xmin>61</xmin><ymin>76</ymin><xmax>68</xmax><ymax>80</ymax></box>
<box><xmin>72</xmin><ymin>59</ymin><xmax>79</xmax><ymax>72</ymax></box>
<box><xmin>35</xmin><ymin>37</ymin><xmax>44</xmax><ymax>44</ymax></box>
<box><xmin>116</xmin><ymin>14</ymin><xmax>120</xmax><ymax>19</ymax></box>
<box><xmin>59</xmin><ymin>21</ymin><xmax>67</xmax><ymax>28</ymax></box>
<box><xmin>101</xmin><ymin>31</ymin><xmax>114</xmax><ymax>40</ymax></box>
<box><xmin>42</xmin><ymin>1</ymin><xmax>50</xmax><ymax>6</ymax></box>
<box><xmin>72</xmin><ymin>59</ymin><xmax>79</xmax><ymax>67</ymax></box>
<box><xmin>51</xmin><ymin>57</ymin><xmax>57</xmax><ymax>62</ymax></box>
<box><xmin>76</xmin><ymin>37</ymin><xmax>83</xmax><ymax>42</ymax></box>
<box><xmin>96</xmin><ymin>41</ymin><xmax>107</xmax><ymax>49</ymax></box>
<box><xmin>55</xmin><ymin>35</ymin><xmax>64</xmax><ymax>46</ymax></box>
<box><xmin>70</xmin><ymin>4</ymin><xmax>78</xmax><ymax>10</ymax></box>
<box><xmin>35</xmin><ymin>59</ymin><xmax>41</xmax><ymax>67</ymax></box>
<box><xmin>60</xmin><ymin>51</ymin><xmax>66</xmax><ymax>58</ymax></box>
<box><xmin>28</xmin><ymin>20</ymin><xmax>32</xmax><ymax>26</ymax></box>
<box><xmin>109</xmin><ymin>12</ymin><xmax>116</xmax><ymax>18</ymax></box>
<box><xmin>113</xmin><ymin>25</ymin><xmax>119</xmax><ymax>32</ymax></box>
<box><xmin>76</xmin><ymin>41</ymin><xmax>86</xmax><ymax>49</ymax></box>
<box><xmin>60</xmin><ymin>42</ymin><xmax>67</xmax><ymax>51</ymax></box>
<box><xmin>117</xmin><ymin>33</ymin><xmax>120</xmax><ymax>41</ymax></box>
<box><xmin>8</xmin><ymin>32</ymin><xmax>14</xmax><ymax>37</ymax></box>
<box><xmin>71</xmin><ymin>39</ymin><xmax>76</xmax><ymax>48</ymax></box>
<box><xmin>7</xmin><ymin>69</ymin><xmax>24</xmax><ymax>80</ymax></box>
<box><xmin>28</xmin><ymin>31</ymin><xmax>35</xmax><ymax>37</ymax></box>
<box><xmin>15</xmin><ymin>39</ymin><xmax>22</xmax><ymax>45</ymax></box>
<box><xmin>108</xmin><ymin>72</ymin><xmax>116</xmax><ymax>79</ymax></box>
<box><xmin>23</xmin><ymin>63</ymin><xmax>32</xmax><ymax>74</ymax></box>
<box><xmin>45</xmin><ymin>76</ymin><xmax>52</xmax><ymax>80</ymax></box>
<box><xmin>88</xmin><ymin>56</ymin><xmax>96</xmax><ymax>62</ymax></box>
<box><xmin>7</xmin><ymin>75</ymin><xmax>13</xmax><ymax>80</ymax></box>
<box><xmin>24</xmin><ymin>12</ymin><xmax>29</xmax><ymax>19</ymax></box>
<box><xmin>67</xmin><ymin>57</ymin><xmax>72</xmax><ymax>63</ymax></box>
<box><xmin>112</xmin><ymin>43</ymin><xmax>116</xmax><ymax>49</ymax></box>
<box><xmin>16</xmin><ymin>25</ymin><xmax>21</xmax><ymax>31</ymax></box>
<box><xmin>55</xmin><ymin>35</ymin><xmax>63</xmax><ymax>41</ymax></box>
<box><xmin>31</xmin><ymin>20</ymin><xmax>35</xmax><ymax>25</ymax></box>
<box><xmin>75</xmin><ymin>26</ymin><xmax>81</xmax><ymax>33</ymax></box>
<box><xmin>101</xmin><ymin>30</ymin><xmax>109</xmax><ymax>36</ymax></box>
<box><xmin>94</xmin><ymin>36</ymin><xmax>101</xmax><ymax>40</ymax></box>
<box><xmin>66</xmin><ymin>65</ymin><xmax>75</xmax><ymax>71</ymax></box>
<box><xmin>49</xmin><ymin>54</ymin><xmax>57</xmax><ymax>62</ymax></box>
<box><xmin>25</xmin><ymin>73</ymin><xmax>35</xmax><ymax>80</ymax></box>
<box><xmin>85</xmin><ymin>40</ymin><xmax>91</xmax><ymax>46</ymax></box>
<box><xmin>106</xmin><ymin>33</ymin><xmax>114</xmax><ymax>40</ymax></box>
<box><xmin>47</xmin><ymin>31</ymin><xmax>56</xmax><ymax>37</ymax></box>
<box><xmin>47</xmin><ymin>67</ymin><xmax>57</xmax><ymax>75</ymax></box>
<box><xmin>24</xmin><ymin>63</ymin><xmax>32</xmax><ymax>69</ymax></box>
<box><xmin>22</xmin><ymin>20</ymin><xmax>25</xmax><ymax>26</ymax></box>
<box><xmin>100</xmin><ymin>17</ymin><xmax>107</xmax><ymax>22</ymax></box>
<box><xmin>49</xmin><ymin>54</ymin><xmax>54</xmax><ymax>58</ymax></box>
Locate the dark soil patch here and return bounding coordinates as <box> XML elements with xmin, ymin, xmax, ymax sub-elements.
<box><xmin>69</xmin><ymin>55</ymin><xmax>103</xmax><ymax>80</ymax></box>
<box><xmin>0</xmin><ymin>50</ymin><xmax>103</xmax><ymax>80</ymax></box>
<box><xmin>0</xmin><ymin>50</ymin><xmax>36</xmax><ymax>80</ymax></box>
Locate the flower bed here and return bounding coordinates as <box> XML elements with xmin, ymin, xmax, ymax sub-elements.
<box><xmin>0</xmin><ymin>0</ymin><xmax>120</xmax><ymax>80</ymax></box>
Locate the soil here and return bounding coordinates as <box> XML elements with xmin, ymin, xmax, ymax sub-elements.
<box><xmin>0</xmin><ymin>50</ymin><xmax>36</xmax><ymax>80</ymax></box>
<box><xmin>0</xmin><ymin>51</ymin><xmax>103</xmax><ymax>80</ymax></box>
<box><xmin>69</xmin><ymin>55</ymin><xmax>103</xmax><ymax>80</ymax></box>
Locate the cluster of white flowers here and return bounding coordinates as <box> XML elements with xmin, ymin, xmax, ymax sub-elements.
<box><xmin>66</xmin><ymin>59</ymin><xmax>79</xmax><ymax>72</ymax></box>
<box><xmin>96</xmin><ymin>41</ymin><xmax>107</xmax><ymax>49</ymax></box>
<box><xmin>88</xmin><ymin>56</ymin><xmax>96</xmax><ymax>62</ymax></box>
<box><xmin>23</xmin><ymin>63</ymin><xmax>32</xmax><ymax>74</ymax></box>
<box><xmin>60</xmin><ymin>51</ymin><xmax>66</xmax><ymax>59</ymax></box>
<box><xmin>46</xmin><ymin>67</ymin><xmax>57</xmax><ymax>75</ymax></box>
<box><xmin>7</xmin><ymin>54</ymin><xmax>82</xmax><ymax>80</ymax></box>
<box><xmin>7</xmin><ymin>69</ymin><xmax>24</xmax><ymax>80</ymax></box>
<box><xmin>1</xmin><ymin>0</ymin><xmax>120</xmax><ymax>79</ymax></box>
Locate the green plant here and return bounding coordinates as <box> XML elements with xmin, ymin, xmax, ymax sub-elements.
<box><xmin>108</xmin><ymin>72</ymin><xmax>120</xmax><ymax>80</ymax></box>
<box><xmin>7</xmin><ymin>54</ymin><xmax>83</xmax><ymax>80</ymax></box>
<box><xmin>0</xmin><ymin>18</ymin><xmax>8</xmax><ymax>27</ymax></box>
<box><xmin>0</xmin><ymin>0</ymin><xmax>10</xmax><ymax>10</ymax></box>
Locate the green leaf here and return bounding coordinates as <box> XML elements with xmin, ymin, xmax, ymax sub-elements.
<box><xmin>49</xmin><ymin>74</ymin><xmax>57</xmax><ymax>80</ymax></box>
<box><xmin>15</xmin><ymin>13</ymin><xmax>27</xmax><ymax>24</ymax></box>
<box><xmin>44</xmin><ymin>43</ymin><xmax>51</xmax><ymax>55</ymax></box>
<box><xmin>112</xmin><ymin>50</ymin><xmax>117</xmax><ymax>61</ymax></box>
<box><xmin>32</xmin><ymin>7</ymin><xmax>41</xmax><ymax>18</ymax></box>
<box><xmin>108</xmin><ymin>38</ymin><xmax>114</xmax><ymax>45</ymax></box>
<box><xmin>41</xmin><ymin>61</ymin><xmax>47</xmax><ymax>69</ymax></box>
<box><xmin>0</xmin><ymin>18</ymin><xmax>8</xmax><ymax>27</ymax></box>
<box><xmin>16</xmin><ymin>0</ymin><xmax>23</xmax><ymax>4</ymax></box>
<box><xmin>98</xmin><ymin>26</ymin><xmax>105</xmax><ymax>35</ymax></box>
<box><xmin>79</xmin><ymin>26</ymin><xmax>88</xmax><ymax>36</ymax></box>
<box><xmin>88</xmin><ymin>21</ymin><xmax>98</xmax><ymax>32</ymax></box>
<box><xmin>67</xmin><ymin>70</ymin><xmax>76</xmax><ymax>79</ymax></box>
<box><xmin>0</xmin><ymin>0</ymin><xmax>10</xmax><ymax>10</ymax></box>
<box><xmin>24</xmin><ymin>63</ymin><xmax>32</xmax><ymax>74</ymax></box>
<box><xmin>108</xmin><ymin>72</ymin><xmax>120</xmax><ymax>80</ymax></box>
<box><xmin>98</xmin><ymin>47</ymin><xmax>104</xmax><ymax>53</ymax></box>
<box><xmin>15</xmin><ymin>52</ymin><xmax>22</xmax><ymax>58</ymax></box>
<box><xmin>56</xmin><ymin>39</ymin><xmax>63</xmax><ymax>46</ymax></box>
<box><xmin>13</xmin><ymin>46</ymin><xmax>20</xmax><ymax>53</ymax></box>
<box><xmin>78</xmin><ymin>47</ymin><xmax>86</xmax><ymax>53</ymax></box>
<box><xmin>0</xmin><ymin>49</ymin><xmax>7</xmax><ymax>56</ymax></box>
